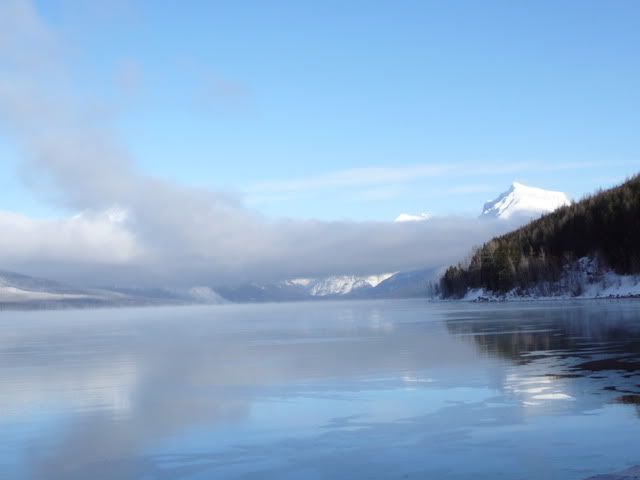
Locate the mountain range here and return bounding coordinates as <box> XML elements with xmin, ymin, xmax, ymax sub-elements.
<box><xmin>0</xmin><ymin>270</ymin><xmax>227</xmax><ymax>309</ymax></box>
<box><xmin>215</xmin><ymin>268</ymin><xmax>439</xmax><ymax>302</ymax></box>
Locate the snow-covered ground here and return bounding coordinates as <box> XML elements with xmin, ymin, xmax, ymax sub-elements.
<box><xmin>460</xmin><ymin>257</ymin><xmax>640</xmax><ymax>302</ymax></box>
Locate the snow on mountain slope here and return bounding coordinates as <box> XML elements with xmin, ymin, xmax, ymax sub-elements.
<box><xmin>0</xmin><ymin>269</ymin><xmax>228</xmax><ymax>307</ymax></box>
<box><xmin>0</xmin><ymin>286</ymin><xmax>89</xmax><ymax>302</ymax></box>
<box><xmin>358</xmin><ymin>267</ymin><xmax>440</xmax><ymax>299</ymax></box>
<box><xmin>282</xmin><ymin>274</ymin><xmax>394</xmax><ymax>297</ymax></box>
<box><xmin>480</xmin><ymin>182</ymin><xmax>571</xmax><ymax>220</ymax></box>
<box><xmin>394</xmin><ymin>212</ymin><xmax>432</xmax><ymax>223</ymax></box>
<box><xmin>308</xmin><ymin>274</ymin><xmax>394</xmax><ymax>296</ymax></box>
<box><xmin>0</xmin><ymin>270</ymin><xmax>105</xmax><ymax>304</ymax></box>
<box><xmin>180</xmin><ymin>286</ymin><xmax>227</xmax><ymax>304</ymax></box>
<box><xmin>0</xmin><ymin>270</ymin><xmax>72</xmax><ymax>293</ymax></box>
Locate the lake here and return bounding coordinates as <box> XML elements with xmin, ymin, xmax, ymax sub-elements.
<box><xmin>1</xmin><ymin>300</ymin><xmax>640</xmax><ymax>479</ymax></box>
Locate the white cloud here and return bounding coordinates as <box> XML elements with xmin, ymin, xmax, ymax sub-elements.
<box><xmin>0</xmin><ymin>209</ymin><xmax>140</xmax><ymax>266</ymax></box>
<box><xmin>394</xmin><ymin>212</ymin><xmax>432</xmax><ymax>223</ymax></box>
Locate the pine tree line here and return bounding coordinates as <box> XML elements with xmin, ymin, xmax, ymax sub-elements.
<box><xmin>440</xmin><ymin>174</ymin><xmax>640</xmax><ymax>298</ymax></box>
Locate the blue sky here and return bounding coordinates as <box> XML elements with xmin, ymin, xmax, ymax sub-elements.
<box><xmin>3</xmin><ymin>0</ymin><xmax>640</xmax><ymax>221</ymax></box>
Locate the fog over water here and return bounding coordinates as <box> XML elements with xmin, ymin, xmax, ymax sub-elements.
<box><xmin>1</xmin><ymin>300</ymin><xmax>640</xmax><ymax>479</ymax></box>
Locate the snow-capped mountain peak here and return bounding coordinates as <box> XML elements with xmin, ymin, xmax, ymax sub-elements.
<box><xmin>308</xmin><ymin>274</ymin><xmax>394</xmax><ymax>296</ymax></box>
<box><xmin>284</xmin><ymin>273</ymin><xmax>395</xmax><ymax>297</ymax></box>
<box><xmin>481</xmin><ymin>182</ymin><xmax>571</xmax><ymax>220</ymax></box>
<box><xmin>394</xmin><ymin>212</ymin><xmax>432</xmax><ymax>223</ymax></box>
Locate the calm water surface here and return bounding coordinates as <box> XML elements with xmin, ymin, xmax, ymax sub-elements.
<box><xmin>1</xmin><ymin>300</ymin><xmax>640</xmax><ymax>479</ymax></box>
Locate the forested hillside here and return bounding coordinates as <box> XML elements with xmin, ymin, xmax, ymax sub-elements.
<box><xmin>440</xmin><ymin>175</ymin><xmax>640</xmax><ymax>298</ymax></box>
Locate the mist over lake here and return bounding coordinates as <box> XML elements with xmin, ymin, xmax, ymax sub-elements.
<box><xmin>2</xmin><ymin>300</ymin><xmax>640</xmax><ymax>479</ymax></box>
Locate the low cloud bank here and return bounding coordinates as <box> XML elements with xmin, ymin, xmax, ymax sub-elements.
<box><xmin>0</xmin><ymin>207</ymin><xmax>510</xmax><ymax>286</ymax></box>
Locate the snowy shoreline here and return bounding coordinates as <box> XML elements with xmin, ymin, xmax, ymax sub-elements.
<box><xmin>457</xmin><ymin>257</ymin><xmax>640</xmax><ymax>303</ymax></box>
<box><xmin>461</xmin><ymin>289</ymin><xmax>640</xmax><ymax>303</ymax></box>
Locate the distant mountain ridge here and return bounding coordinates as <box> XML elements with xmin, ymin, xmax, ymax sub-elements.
<box><xmin>0</xmin><ymin>270</ymin><xmax>227</xmax><ymax>309</ymax></box>
<box><xmin>285</xmin><ymin>274</ymin><xmax>394</xmax><ymax>296</ymax></box>
<box><xmin>0</xmin><ymin>270</ymin><xmax>94</xmax><ymax>304</ymax></box>
<box><xmin>216</xmin><ymin>268</ymin><xmax>439</xmax><ymax>302</ymax></box>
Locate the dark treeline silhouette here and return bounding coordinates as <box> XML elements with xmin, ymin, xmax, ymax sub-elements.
<box><xmin>440</xmin><ymin>175</ymin><xmax>640</xmax><ymax>298</ymax></box>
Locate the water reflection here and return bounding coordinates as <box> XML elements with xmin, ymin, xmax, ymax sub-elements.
<box><xmin>0</xmin><ymin>300</ymin><xmax>639</xmax><ymax>479</ymax></box>
<box><xmin>445</xmin><ymin>302</ymin><xmax>640</xmax><ymax>416</ymax></box>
